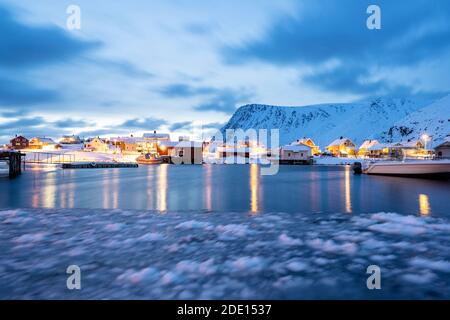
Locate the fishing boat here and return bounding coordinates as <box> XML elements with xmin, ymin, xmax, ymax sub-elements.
<box><xmin>353</xmin><ymin>159</ymin><xmax>450</xmax><ymax>179</ymax></box>
<box><xmin>136</xmin><ymin>153</ymin><xmax>163</xmax><ymax>165</ymax></box>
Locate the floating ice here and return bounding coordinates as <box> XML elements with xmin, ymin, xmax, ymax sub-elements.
<box><xmin>175</xmin><ymin>220</ymin><xmax>212</xmax><ymax>230</ymax></box>
<box><xmin>278</xmin><ymin>233</ymin><xmax>303</xmax><ymax>246</ymax></box>
<box><xmin>409</xmin><ymin>257</ymin><xmax>450</xmax><ymax>273</ymax></box>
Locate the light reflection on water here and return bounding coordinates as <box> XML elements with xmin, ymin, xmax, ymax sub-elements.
<box><xmin>250</xmin><ymin>163</ymin><xmax>259</xmax><ymax>214</ymax></box>
<box><xmin>419</xmin><ymin>193</ymin><xmax>430</xmax><ymax>215</ymax></box>
<box><xmin>204</xmin><ymin>164</ymin><xmax>212</xmax><ymax>211</ymax></box>
<box><xmin>1</xmin><ymin>165</ymin><xmax>449</xmax><ymax>216</ymax></box>
<box><xmin>157</xmin><ymin>164</ymin><xmax>168</xmax><ymax>212</ymax></box>
<box><xmin>344</xmin><ymin>167</ymin><xmax>352</xmax><ymax>213</ymax></box>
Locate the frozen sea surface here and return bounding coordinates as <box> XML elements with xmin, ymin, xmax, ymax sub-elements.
<box><xmin>0</xmin><ymin>208</ymin><xmax>449</xmax><ymax>299</ymax></box>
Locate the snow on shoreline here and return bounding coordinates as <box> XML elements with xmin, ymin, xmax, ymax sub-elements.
<box><xmin>0</xmin><ymin>208</ymin><xmax>449</xmax><ymax>299</ymax></box>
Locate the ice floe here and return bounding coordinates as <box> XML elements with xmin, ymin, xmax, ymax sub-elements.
<box><xmin>1</xmin><ymin>208</ymin><xmax>449</xmax><ymax>299</ymax></box>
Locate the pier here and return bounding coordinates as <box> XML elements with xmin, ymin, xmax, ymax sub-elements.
<box><xmin>62</xmin><ymin>162</ymin><xmax>138</xmax><ymax>169</ymax></box>
<box><xmin>0</xmin><ymin>151</ymin><xmax>26</xmax><ymax>179</ymax></box>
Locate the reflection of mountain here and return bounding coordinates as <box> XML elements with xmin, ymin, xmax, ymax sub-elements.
<box><xmin>222</xmin><ymin>95</ymin><xmax>449</xmax><ymax>146</ymax></box>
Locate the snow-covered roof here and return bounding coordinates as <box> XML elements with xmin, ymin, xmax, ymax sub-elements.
<box><xmin>434</xmin><ymin>137</ymin><xmax>450</xmax><ymax>148</ymax></box>
<box><xmin>359</xmin><ymin>139</ymin><xmax>379</xmax><ymax>150</ymax></box>
<box><xmin>143</xmin><ymin>132</ymin><xmax>170</xmax><ymax>139</ymax></box>
<box><xmin>32</xmin><ymin>137</ymin><xmax>56</xmax><ymax>144</ymax></box>
<box><xmin>11</xmin><ymin>135</ymin><xmax>28</xmax><ymax>140</ymax></box>
<box><xmin>367</xmin><ymin>143</ymin><xmax>389</xmax><ymax>151</ymax></box>
<box><xmin>282</xmin><ymin>145</ymin><xmax>311</xmax><ymax>152</ymax></box>
<box><xmin>294</xmin><ymin>138</ymin><xmax>317</xmax><ymax>146</ymax></box>
<box><xmin>327</xmin><ymin>138</ymin><xmax>353</xmax><ymax>147</ymax></box>
<box><xmin>62</xmin><ymin>135</ymin><xmax>80</xmax><ymax>139</ymax></box>
<box><xmin>114</xmin><ymin>136</ymin><xmax>146</xmax><ymax>144</ymax></box>
<box><xmin>396</xmin><ymin>140</ymin><xmax>423</xmax><ymax>148</ymax></box>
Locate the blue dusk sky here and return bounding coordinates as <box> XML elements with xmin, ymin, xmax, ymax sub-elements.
<box><xmin>0</xmin><ymin>0</ymin><xmax>449</xmax><ymax>143</ymax></box>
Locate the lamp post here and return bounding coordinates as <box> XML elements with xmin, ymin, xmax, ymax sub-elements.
<box><xmin>422</xmin><ymin>134</ymin><xmax>429</xmax><ymax>151</ymax></box>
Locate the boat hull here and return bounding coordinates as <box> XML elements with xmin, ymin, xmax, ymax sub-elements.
<box><xmin>364</xmin><ymin>161</ymin><xmax>450</xmax><ymax>179</ymax></box>
<box><xmin>136</xmin><ymin>159</ymin><xmax>162</xmax><ymax>165</ymax></box>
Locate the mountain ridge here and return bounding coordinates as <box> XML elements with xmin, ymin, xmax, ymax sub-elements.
<box><xmin>222</xmin><ymin>96</ymin><xmax>449</xmax><ymax>147</ymax></box>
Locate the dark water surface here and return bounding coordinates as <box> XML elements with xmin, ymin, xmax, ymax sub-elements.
<box><xmin>1</xmin><ymin>164</ymin><xmax>449</xmax><ymax>216</ymax></box>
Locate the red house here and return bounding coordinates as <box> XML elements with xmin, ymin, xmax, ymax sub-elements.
<box><xmin>10</xmin><ymin>135</ymin><xmax>29</xmax><ymax>150</ymax></box>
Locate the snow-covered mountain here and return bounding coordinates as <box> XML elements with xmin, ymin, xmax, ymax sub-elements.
<box><xmin>222</xmin><ymin>97</ymin><xmax>433</xmax><ymax>147</ymax></box>
<box><xmin>378</xmin><ymin>95</ymin><xmax>450</xmax><ymax>146</ymax></box>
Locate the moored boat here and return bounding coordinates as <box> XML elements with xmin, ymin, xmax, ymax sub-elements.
<box><xmin>353</xmin><ymin>160</ymin><xmax>450</xmax><ymax>178</ymax></box>
<box><xmin>136</xmin><ymin>153</ymin><xmax>163</xmax><ymax>165</ymax></box>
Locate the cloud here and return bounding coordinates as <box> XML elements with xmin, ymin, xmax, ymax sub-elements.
<box><xmin>159</xmin><ymin>83</ymin><xmax>253</xmax><ymax>113</ymax></box>
<box><xmin>89</xmin><ymin>58</ymin><xmax>154</xmax><ymax>79</ymax></box>
<box><xmin>184</xmin><ymin>22</ymin><xmax>214</xmax><ymax>36</ymax></box>
<box><xmin>118</xmin><ymin>117</ymin><xmax>168</xmax><ymax>130</ymax></box>
<box><xmin>52</xmin><ymin>118</ymin><xmax>94</xmax><ymax>128</ymax></box>
<box><xmin>0</xmin><ymin>115</ymin><xmax>98</xmax><ymax>143</ymax></box>
<box><xmin>0</xmin><ymin>117</ymin><xmax>46</xmax><ymax>130</ymax></box>
<box><xmin>0</xmin><ymin>74</ymin><xmax>60</xmax><ymax>106</ymax></box>
<box><xmin>76</xmin><ymin>129</ymin><xmax>123</xmax><ymax>138</ymax></box>
<box><xmin>0</xmin><ymin>6</ymin><xmax>100</xmax><ymax>69</ymax></box>
<box><xmin>201</xmin><ymin>122</ymin><xmax>226</xmax><ymax>130</ymax></box>
<box><xmin>0</xmin><ymin>4</ymin><xmax>153</xmax><ymax>113</ymax></box>
<box><xmin>303</xmin><ymin>64</ymin><xmax>413</xmax><ymax>96</ymax></box>
<box><xmin>169</xmin><ymin>121</ymin><xmax>193</xmax><ymax>131</ymax></box>
<box><xmin>0</xmin><ymin>109</ymin><xmax>29</xmax><ymax>118</ymax></box>
<box><xmin>193</xmin><ymin>89</ymin><xmax>252</xmax><ymax>113</ymax></box>
<box><xmin>0</xmin><ymin>117</ymin><xmax>63</xmax><ymax>141</ymax></box>
<box><xmin>158</xmin><ymin>83</ymin><xmax>215</xmax><ymax>98</ymax></box>
<box><xmin>222</xmin><ymin>0</ymin><xmax>450</xmax><ymax>96</ymax></box>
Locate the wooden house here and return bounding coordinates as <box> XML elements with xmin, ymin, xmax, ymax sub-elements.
<box><xmin>84</xmin><ymin>137</ymin><xmax>114</xmax><ymax>153</ymax></box>
<box><xmin>389</xmin><ymin>140</ymin><xmax>425</xmax><ymax>158</ymax></box>
<box><xmin>357</xmin><ymin>139</ymin><xmax>380</xmax><ymax>157</ymax></box>
<box><xmin>29</xmin><ymin>137</ymin><xmax>58</xmax><ymax>150</ymax></box>
<box><xmin>326</xmin><ymin>137</ymin><xmax>356</xmax><ymax>157</ymax></box>
<box><xmin>10</xmin><ymin>135</ymin><xmax>29</xmax><ymax>150</ymax></box>
<box><xmin>291</xmin><ymin>138</ymin><xmax>320</xmax><ymax>155</ymax></box>
<box><xmin>60</xmin><ymin>135</ymin><xmax>81</xmax><ymax>144</ymax></box>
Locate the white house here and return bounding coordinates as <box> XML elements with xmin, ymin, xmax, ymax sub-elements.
<box><xmin>280</xmin><ymin>144</ymin><xmax>313</xmax><ymax>163</ymax></box>
<box><xmin>84</xmin><ymin>137</ymin><xmax>118</xmax><ymax>153</ymax></box>
<box><xmin>357</xmin><ymin>139</ymin><xmax>380</xmax><ymax>157</ymax></box>
<box><xmin>435</xmin><ymin>137</ymin><xmax>450</xmax><ymax>158</ymax></box>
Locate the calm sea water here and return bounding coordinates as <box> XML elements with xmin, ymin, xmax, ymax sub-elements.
<box><xmin>1</xmin><ymin>164</ymin><xmax>449</xmax><ymax>216</ymax></box>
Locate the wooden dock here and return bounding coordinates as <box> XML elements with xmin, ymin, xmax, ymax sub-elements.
<box><xmin>0</xmin><ymin>151</ymin><xmax>26</xmax><ymax>179</ymax></box>
<box><xmin>62</xmin><ymin>162</ymin><xmax>138</xmax><ymax>169</ymax></box>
